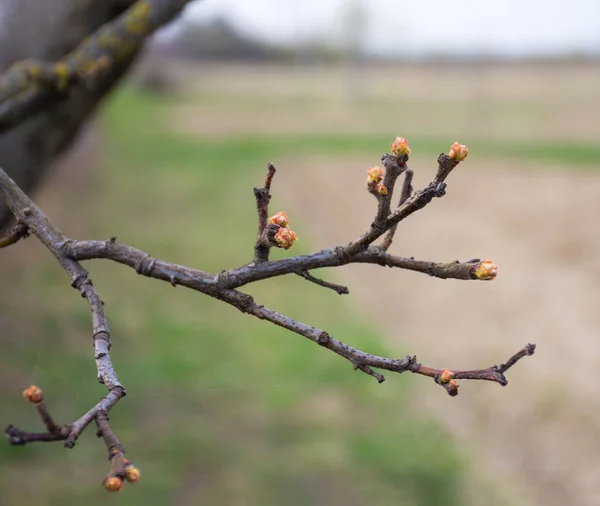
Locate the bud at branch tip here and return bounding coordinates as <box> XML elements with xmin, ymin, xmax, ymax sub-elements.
<box><xmin>448</xmin><ymin>142</ymin><xmax>468</xmax><ymax>162</ymax></box>
<box><xmin>23</xmin><ymin>385</ymin><xmax>43</xmax><ymax>403</ymax></box>
<box><xmin>474</xmin><ymin>260</ymin><xmax>497</xmax><ymax>280</ymax></box>
<box><xmin>390</xmin><ymin>137</ymin><xmax>411</xmax><ymax>157</ymax></box>
<box><xmin>104</xmin><ymin>476</ymin><xmax>123</xmax><ymax>492</ymax></box>
<box><xmin>125</xmin><ymin>464</ymin><xmax>141</xmax><ymax>483</ymax></box>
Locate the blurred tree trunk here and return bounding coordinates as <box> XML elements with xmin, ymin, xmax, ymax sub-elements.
<box><xmin>0</xmin><ymin>0</ymin><xmax>142</xmax><ymax>230</ymax></box>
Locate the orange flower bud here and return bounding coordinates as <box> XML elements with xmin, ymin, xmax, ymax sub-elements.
<box><xmin>274</xmin><ymin>228</ymin><xmax>298</xmax><ymax>250</ymax></box>
<box><xmin>377</xmin><ymin>183</ymin><xmax>388</xmax><ymax>196</ymax></box>
<box><xmin>390</xmin><ymin>137</ymin><xmax>411</xmax><ymax>157</ymax></box>
<box><xmin>440</xmin><ymin>370</ymin><xmax>454</xmax><ymax>383</ymax></box>
<box><xmin>268</xmin><ymin>211</ymin><xmax>289</xmax><ymax>228</ymax></box>
<box><xmin>104</xmin><ymin>476</ymin><xmax>123</xmax><ymax>492</ymax></box>
<box><xmin>474</xmin><ymin>260</ymin><xmax>498</xmax><ymax>280</ymax></box>
<box><xmin>125</xmin><ymin>465</ymin><xmax>141</xmax><ymax>483</ymax></box>
<box><xmin>22</xmin><ymin>385</ymin><xmax>43</xmax><ymax>403</ymax></box>
<box><xmin>448</xmin><ymin>142</ymin><xmax>468</xmax><ymax>162</ymax></box>
<box><xmin>366</xmin><ymin>166</ymin><xmax>383</xmax><ymax>184</ymax></box>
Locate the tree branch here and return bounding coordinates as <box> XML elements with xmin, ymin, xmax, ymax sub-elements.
<box><xmin>380</xmin><ymin>167</ymin><xmax>413</xmax><ymax>251</ymax></box>
<box><xmin>296</xmin><ymin>270</ymin><xmax>350</xmax><ymax>295</ymax></box>
<box><xmin>96</xmin><ymin>411</ymin><xmax>140</xmax><ymax>491</ymax></box>
<box><xmin>0</xmin><ymin>165</ymin><xmax>126</xmax><ymax>456</ymax></box>
<box><xmin>1</xmin><ymin>139</ymin><xmax>534</xmax><ymax>491</ymax></box>
<box><xmin>372</xmin><ymin>154</ymin><xmax>407</xmax><ymax>230</ymax></box>
<box><xmin>0</xmin><ymin>0</ymin><xmax>192</xmax><ymax>132</ymax></box>
<box><xmin>0</xmin><ymin>222</ymin><xmax>28</xmax><ymax>248</ymax></box>
<box><xmin>253</xmin><ymin>163</ymin><xmax>277</xmax><ymax>262</ymax></box>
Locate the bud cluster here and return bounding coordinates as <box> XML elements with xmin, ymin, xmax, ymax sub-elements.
<box><xmin>366</xmin><ymin>137</ymin><xmax>414</xmax><ymax>197</ymax></box>
<box><xmin>268</xmin><ymin>212</ymin><xmax>298</xmax><ymax>250</ymax></box>
<box><xmin>103</xmin><ymin>460</ymin><xmax>141</xmax><ymax>492</ymax></box>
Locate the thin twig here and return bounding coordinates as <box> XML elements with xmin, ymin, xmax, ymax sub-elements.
<box><xmin>0</xmin><ymin>222</ymin><xmax>28</xmax><ymax>248</ymax></box>
<box><xmin>218</xmin><ymin>248</ymin><xmax>487</xmax><ymax>288</ymax></box>
<box><xmin>344</xmin><ymin>179</ymin><xmax>447</xmax><ymax>258</ymax></box>
<box><xmin>412</xmin><ymin>343</ymin><xmax>537</xmax><ymax>396</ymax></box>
<box><xmin>0</xmin><ymin>168</ymin><xmax>125</xmax><ymax>452</ymax></box>
<box><xmin>96</xmin><ymin>411</ymin><xmax>128</xmax><ymax>481</ymax></box>
<box><xmin>380</xmin><ymin>168</ymin><xmax>413</xmax><ymax>251</ymax></box>
<box><xmin>4</xmin><ymin>425</ymin><xmax>69</xmax><ymax>445</ymax></box>
<box><xmin>372</xmin><ymin>154</ymin><xmax>407</xmax><ymax>230</ymax></box>
<box><xmin>297</xmin><ymin>270</ymin><xmax>350</xmax><ymax>295</ymax></box>
<box><xmin>264</xmin><ymin>162</ymin><xmax>276</xmax><ymax>191</ymax></box>
<box><xmin>496</xmin><ymin>343</ymin><xmax>537</xmax><ymax>373</ymax></box>
<box><xmin>33</xmin><ymin>399</ymin><xmax>62</xmax><ymax>435</ymax></box>
<box><xmin>65</xmin><ymin>388</ymin><xmax>125</xmax><ymax>449</ymax></box>
<box><xmin>253</xmin><ymin>163</ymin><xmax>277</xmax><ymax>262</ymax></box>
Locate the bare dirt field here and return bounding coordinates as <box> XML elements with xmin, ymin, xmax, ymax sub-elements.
<box><xmin>168</xmin><ymin>61</ymin><xmax>600</xmax><ymax>142</ymax></box>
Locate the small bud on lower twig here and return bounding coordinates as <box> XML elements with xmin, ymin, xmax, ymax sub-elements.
<box><xmin>22</xmin><ymin>385</ymin><xmax>43</xmax><ymax>403</ymax></box>
<box><xmin>448</xmin><ymin>380</ymin><xmax>459</xmax><ymax>395</ymax></box>
<box><xmin>440</xmin><ymin>370</ymin><xmax>454</xmax><ymax>383</ymax></box>
<box><xmin>125</xmin><ymin>464</ymin><xmax>141</xmax><ymax>483</ymax></box>
<box><xmin>274</xmin><ymin>228</ymin><xmax>298</xmax><ymax>250</ymax></box>
<box><xmin>103</xmin><ymin>476</ymin><xmax>123</xmax><ymax>492</ymax></box>
<box><xmin>448</xmin><ymin>142</ymin><xmax>469</xmax><ymax>162</ymax></box>
<box><xmin>390</xmin><ymin>137</ymin><xmax>411</xmax><ymax>157</ymax></box>
<box><xmin>377</xmin><ymin>183</ymin><xmax>389</xmax><ymax>196</ymax></box>
<box><xmin>474</xmin><ymin>260</ymin><xmax>498</xmax><ymax>280</ymax></box>
<box><xmin>268</xmin><ymin>211</ymin><xmax>289</xmax><ymax>228</ymax></box>
<box><xmin>366</xmin><ymin>167</ymin><xmax>383</xmax><ymax>185</ymax></box>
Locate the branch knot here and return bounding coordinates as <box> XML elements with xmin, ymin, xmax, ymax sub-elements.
<box><xmin>135</xmin><ymin>255</ymin><xmax>156</xmax><ymax>276</ymax></box>
<box><xmin>334</xmin><ymin>246</ymin><xmax>353</xmax><ymax>264</ymax></box>
<box><xmin>316</xmin><ymin>332</ymin><xmax>331</xmax><ymax>346</ymax></box>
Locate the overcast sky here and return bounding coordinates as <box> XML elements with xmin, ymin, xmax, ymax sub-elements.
<box><xmin>170</xmin><ymin>0</ymin><xmax>600</xmax><ymax>57</ymax></box>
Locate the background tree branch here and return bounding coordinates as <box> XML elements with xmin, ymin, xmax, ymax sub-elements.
<box><xmin>0</xmin><ymin>0</ymin><xmax>193</xmax><ymax>230</ymax></box>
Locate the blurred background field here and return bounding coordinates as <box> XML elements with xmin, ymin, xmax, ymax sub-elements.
<box><xmin>1</xmin><ymin>3</ymin><xmax>600</xmax><ymax>506</ymax></box>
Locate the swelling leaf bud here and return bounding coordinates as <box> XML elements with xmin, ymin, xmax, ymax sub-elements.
<box><xmin>390</xmin><ymin>137</ymin><xmax>411</xmax><ymax>157</ymax></box>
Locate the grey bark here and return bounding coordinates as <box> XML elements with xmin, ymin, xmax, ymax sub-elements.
<box><xmin>0</xmin><ymin>0</ymin><xmax>138</xmax><ymax>230</ymax></box>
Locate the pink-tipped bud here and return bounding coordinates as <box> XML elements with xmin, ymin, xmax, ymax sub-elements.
<box><xmin>377</xmin><ymin>183</ymin><xmax>388</xmax><ymax>196</ymax></box>
<box><xmin>366</xmin><ymin>166</ymin><xmax>383</xmax><ymax>184</ymax></box>
<box><xmin>274</xmin><ymin>228</ymin><xmax>298</xmax><ymax>250</ymax></box>
<box><xmin>268</xmin><ymin>211</ymin><xmax>289</xmax><ymax>228</ymax></box>
<box><xmin>448</xmin><ymin>142</ymin><xmax>469</xmax><ymax>162</ymax></box>
<box><xmin>474</xmin><ymin>260</ymin><xmax>497</xmax><ymax>280</ymax></box>
<box><xmin>390</xmin><ymin>137</ymin><xmax>411</xmax><ymax>157</ymax></box>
